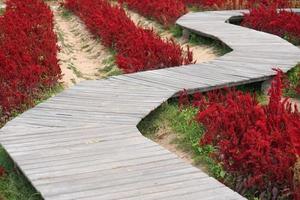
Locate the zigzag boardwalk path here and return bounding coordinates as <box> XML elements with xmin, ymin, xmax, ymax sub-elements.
<box><xmin>1</xmin><ymin>9</ymin><xmax>300</xmax><ymax>200</ymax></box>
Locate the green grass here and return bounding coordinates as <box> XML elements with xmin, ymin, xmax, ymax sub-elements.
<box><xmin>98</xmin><ymin>51</ymin><xmax>123</xmax><ymax>78</ymax></box>
<box><xmin>0</xmin><ymin>147</ymin><xmax>42</xmax><ymax>200</ymax></box>
<box><xmin>67</xmin><ymin>63</ymin><xmax>84</xmax><ymax>78</ymax></box>
<box><xmin>188</xmin><ymin>33</ymin><xmax>232</xmax><ymax>56</ymax></box>
<box><xmin>0</xmin><ymin>84</ymin><xmax>63</xmax><ymax>200</ymax></box>
<box><xmin>60</xmin><ymin>8</ymin><xmax>73</xmax><ymax>20</ymax></box>
<box><xmin>285</xmin><ymin>64</ymin><xmax>300</xmax><ymax>98</ymax></box>
<box><xmin>169</xmin><ymin>25</ymin><xmax>232</xmax><ymax>56</ymax></box>
<box><xmin>138</xmin><ymin>86</ymin><xmax>269</xmax><ymax>197</ymax></box>
<box><xmin>137</xmin><ymin>100</ymin><xmax>226</xmax><ymax>179</ymax></box>
<box><xmin>169</xmin><ymin>25</ymin><xmax>183</xmax><ymax>38</ymax></box>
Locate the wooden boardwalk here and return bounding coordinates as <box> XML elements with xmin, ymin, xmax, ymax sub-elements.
<box><xmin>1</xmin><ymin>9</ymin><xmax>300</xmax><ymax>200</ymax></box>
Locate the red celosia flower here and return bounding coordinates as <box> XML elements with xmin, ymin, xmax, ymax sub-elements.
<box><xmin>0</xmin><ymin>0</ymin><xmax>61</xmax><ymax>118</ymax></box>
<box><xmin>64</xmin><ymin>0</ymin><xmax>194</xmax><ymax>73</ymax></box>
<box><xmin>188</xmin><ymin>70</ymin><xmax>300</xmax><ymax>198</ymax></box>
<box><xmin>242</xmin><ymin>4</ymin><xmax>300</xmax><ymax>44</ymax></box>
<box><xmin>118</xmin><ymin>0</ymin><xmax>187</xmax><ymax>26</ymax></box>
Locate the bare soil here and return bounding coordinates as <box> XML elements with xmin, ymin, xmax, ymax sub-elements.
<box><xmin>52</xmin><ymin>6</ymin><xmax>114</xmax><ymax>88</ymax></box>
<box><xmin>149</xmin><ymin>120</ymin><xmax>209</xmax><ymax>173</ymax></box>
<box><xmin>154</xmin><ymin>126</ymin><xmax>193</xmax><ymax>164</ymax></box>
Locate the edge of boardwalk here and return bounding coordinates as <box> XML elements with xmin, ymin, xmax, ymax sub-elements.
<box><xmin>0</xmin><ymin>9</ymin><xmax>300</xmax><ymax>200</ymax></box>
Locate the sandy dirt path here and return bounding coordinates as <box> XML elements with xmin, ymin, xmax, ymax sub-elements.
<box><xmin>52</xmin><ymin>6</ymin><xmax>115</xmax><ymax>88</ymax></box>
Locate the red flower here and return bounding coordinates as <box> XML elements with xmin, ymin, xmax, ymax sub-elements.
<box><xmin>188</xmin><ymin>70</ymin><xmax>300</xmax><ymax>198</ymax></box>
<box><xmin>64</xmin><ymin>0</ymin><xmax>194</xmax><ymax>73</ymax></box>
<box><xmin>0</xmin><ymin>166</ymin><xmax>5</xmax><ymax>177</ymax></box>
<box><xmin>0</xmin><ymin>0</ymin><xmax>61</xmax><ymax>120</ymax></box>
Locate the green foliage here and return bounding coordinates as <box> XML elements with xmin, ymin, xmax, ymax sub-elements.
<box><xmin>0</xmin><ymin>8</ymin><xmax>4</xmax><ymax>15</ymax></box>
<box><xmin>61</xmin><ymin>8</ymin><xmax>73</xmax><ymax>20</ymax></box>
<box><xmin>188</xmin><ymin>33</ymin><xmax>232</xmax><ymax>56</ymax></box>
<box><xmin>236</xmin><ymin>82</ymin><xmax>268</xmax><ymax>105</ymax></box>
<box><xmin>99</xmin><ymin>55</ymin><xmax>122</xmax><ymax>78</ymax></box>
<box><xmin>169</xmin><ymin>25</ymin><xmax>183</xmax><ymax>38</ymax></box>
<box><xmin>138</xmin><ymin>101</ymin><xmax>226</xmax><ymax>179</ymax></box>
<box><xmin>0</xmin><ymin>147</ymin><xmax>42</xmax><ymax>200</ymax></box>
<box><xmin>285</xmin><ymin>64</ymin><xmax>300</xmax><ymax>98</ymax></box>
<box><xmin>188</xmin><ymin>5</ymin><xmax>203</xmax><ymax>12</ymax></box>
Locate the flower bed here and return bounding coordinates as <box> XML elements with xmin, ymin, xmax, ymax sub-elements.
<box><xmin>65</xmin><ymin>0</ymin><xmax>193</xmax><ymax>73</ymax></box>
<box><xmin>180</xmin><ymin>71</ymin><xmax>300</xmax><ymax>199</ymax></box>
<box><xmin>184</xmin><ymin>0</ymin><xmax>300</xmax><ymax>10</ymax></box>
<box><xmin>242</xmin><ymin>4</ymin><xmax>300</xmax><ymax>96</ymax></box>
<box><xmin>0</xmin><ymin>0</ymin><xmax>61</xmax><ymax>124</ymax></box>
<box><xmin>242</xmin><ymin>5</ymin><xmax>300</xmax><ymax>45</ymax></box>
<box><xmin>118</xmin><ymin>0</ymin><xmax>187</xmax><ymax>26</ymax></box>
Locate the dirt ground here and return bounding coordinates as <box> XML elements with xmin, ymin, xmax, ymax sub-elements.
<box><xmin>52</xmin><ymin>6</ymin><xmax>114</xmax><ymax>87</ymax></box>
<box><xmin>125</xmin><ymin>7</ymin><xmax>218</xmax><ymax>64</ymax></box>
<box><xmin>154</xmin><ymin>126</ymin><xmax>193</xmax><ymax>164</ymax></box>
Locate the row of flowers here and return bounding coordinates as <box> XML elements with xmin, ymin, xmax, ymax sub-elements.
<box><xmin>119</xmin><ymin>0</ymin><xmax>187</xmax><ymax>26</ymax></box>
<box><xmin>64</xmin><ymin>0</ymin><xmax>194</xmax><ymax>73</ymax></box>
<box><xmin>0</xmin><ymin>0</ymin><xmax>61</xmax><ymax>124</ymax></box>
<box><xmin>179</xmin><ymin>71</ymin><xmax>300</xmax><ymax>199</ymax></box>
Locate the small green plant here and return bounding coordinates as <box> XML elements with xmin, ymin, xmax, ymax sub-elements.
<box><xmin>60</xmin><ymin>8</ymin><xmax>72</xmax><ymax>20</ymax></box>
<box><xmin>99</xmin><ymin>55</ymin><xmax>122</xmax><ymax>77</ymax></box>
<box><xmin>0</xmin><ymin>8</ymin><xmax>4</xmax><ymax>15</ymax></box>
<box><xmin>188</xmin><ymin>33</ymin><xmax>232</xmax><ymax>55</ymax></box>
<box><xmin>285</xmin><ymin>64</ymin><xmax>300</xmax><ymax>98</ymax></box>
<box><xmin>169</xmin><ymin>25</ymin><xmax>183</xmax><ymax>38</ymax></box>
<box><xmin>138</xmin><ymin>101</ymin><xmax>226</xmax><ymax>179</ymax></box>
<box><xmin>67</xmin><ymin>63</ymin><xmax>84</xmax><ymax>78</ymax></box>
<box><xmin>0</xmin><ymin>147</ymin><xmax>42</xmax><ymax>200</ymax></box>
<box><xmin>188</xmin><ymin>5</ymin><xmax>203</xmax><ymax>12</ymax></box>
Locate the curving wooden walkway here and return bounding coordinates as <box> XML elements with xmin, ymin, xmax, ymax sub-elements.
<box><xmin>1</xmin><ymin>9</ymin><xmax>300</xmax><ymax>200</ymax></box>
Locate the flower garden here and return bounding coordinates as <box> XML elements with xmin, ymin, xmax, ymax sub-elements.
<box><xmin>0</xmin><ymin>0</ymin><xmax>300</xmax><ymax>199</ymax></box>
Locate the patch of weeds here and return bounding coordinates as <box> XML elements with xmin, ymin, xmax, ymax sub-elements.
<box><xmin>187</xmin><ymin>5</ymin><xmax>206</xmax><ymax>12</ymax></box>
<box><xmin>81</xmin><ymin>44</ymin><xmax>90</xmax><ymax>50</ymax></box>
<box><xmin>0</xmin><ymin>147</ymin><xmax>42</xmax><ymax>200</ymax></box>
<box><xmin>285</xmin><ymin>64</ymin><xmax>300</xmax><ymax>98</ymax></box>
<box><xmin>35</xmin><ymin>83</ymin><xmax>64</xmax><ymax>105</ymax></box>
<box><xmin>60</xmin><ymin>8</ymin><xmax>72</xmax><ymax>20</ymax></box>
<box><xmin>188</xmin><ymin>33</ymin><xmax>232</xmax><ymax>56</ymax></box>
<box><xmin>99</xmin><ymin>55</ymin><xmax>122</xmax><ymax>77</ymax></box>
<box><xmin>71</xmin><ymin>78</ymin><xmax>77</xmax><ymax>85</ymax></box>
<box><xmin>137</xmin><ymin>101</ymin><xmax>226</xmax><ymax>179</ymax></box>
<box><xmin>67</xmin><ymin>63</ymin><xmax>84</xmax><ymax>78</ymax></box>
<box><xmin>236</xmin><ymin>81</ymin><xmax>268</xmax><ymax>105</ymax></box>
<box><xmin>169</xmin><ymin>25</ymin><xmax>183</xmax><ymax>38</ymax></box>
<box><xmin>0</xmin><ymin>8</ymin><xmax>4</xmax><ymax>15</ymax></box>
<box><xmin>138</xmin><ymin>83</ymin><xmax>269</xmax><ymax>181</ymax></box>
<box><xmin>57</xmin><ymin>31</ymin><xmax>69</xmax><ymax>49</ymax></box>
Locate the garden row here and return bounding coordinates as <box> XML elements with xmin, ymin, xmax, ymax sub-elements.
<box><xmin>65</xmin><ymin>0</ymin><xmax>193</xmax><ymax>73</ymax></box>
<box><xmin>178</xmin><ymin>71</ymin><xmax>300</xmax><ymax>199</ymax></box>
<box><xmin>119</xmin><ymin>0</ymin><xmax>300</xmax><ymax>46</ymax></box>
<box><xmin>0</xmin><ymin>0</ymin><xmax>61</xmax><ymax>125</ymax></box>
